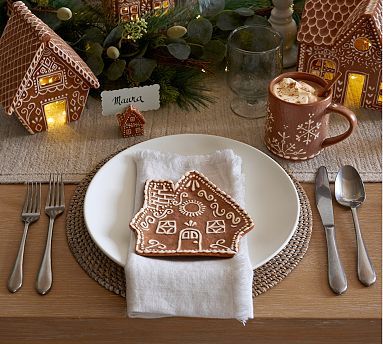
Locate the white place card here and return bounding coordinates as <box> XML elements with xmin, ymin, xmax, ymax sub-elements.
<box><xmin>101</xmin><ymin>84</ymin><xmax>160</xmax><ymax>116</ymax></box>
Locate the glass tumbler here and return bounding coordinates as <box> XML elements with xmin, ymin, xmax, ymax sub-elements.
<box><xmin>227</xmin><ymin>25</ymin><xmax>283</xmax><ymax>119</ymax></box>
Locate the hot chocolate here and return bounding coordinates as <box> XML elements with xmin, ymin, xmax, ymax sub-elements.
<box><xmin>272</xmin><ymin>77</ymin><xmax>323</xmax><ymax>104</ymax></box>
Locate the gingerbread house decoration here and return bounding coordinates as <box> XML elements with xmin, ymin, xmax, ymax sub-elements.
<box><xmin>104</xmin><ymin>0</ymin><xmax>174</xmax><ymax>23</ymax></box>
<box><xmin>130</xmin><ymin>171</ymin><xmax>254</xmax><ymax>257</ymax></box>
<box><xmin>116</xmin><ymin>105</ymin><xmax>145</xmax><ymax>137</ymax></box>
<box><xmin>297</xmin><ymin>0</ymin><xmax>382</xmax><ymax>110</ymax></box>
<box><xmin>0</xmin><ymin>2</ymin><xmax>100</xmax><ymax>134</ymax></box>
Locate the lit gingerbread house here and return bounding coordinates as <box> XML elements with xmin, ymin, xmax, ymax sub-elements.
<box><xmin>0</xmin><ymin>2</ymin><xmax>99</xmax><ymax>134</ymax></box>
<box><xmin>104</xmin><ymin>0</ymin><xmax>174</xmax><ymax>22</ymax></box>
<box><xmin>116</xmin><ymin>105</ymin><xmax>145</xmax><ymax>137</ymax></box>
<box><xmin>297</xmin><ymin>0</ymin><xmax>382</xmax><ymax>110</ymax></box>
<box><xmin>130</xmin><ymin>171</ymin><xmax>254</xmax><ymax>257</ymax></box>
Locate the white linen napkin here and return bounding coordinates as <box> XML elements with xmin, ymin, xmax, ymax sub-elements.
<box><xmin>125</xmin><ymin>149</ymin><xmax>254</xmax><ymax>322</ymax></box>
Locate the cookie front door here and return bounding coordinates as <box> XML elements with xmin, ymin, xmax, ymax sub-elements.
<box><xmin>177</xmin><ymin>228</ymin><xmax>202</xmax><ymax>252</ymax></box>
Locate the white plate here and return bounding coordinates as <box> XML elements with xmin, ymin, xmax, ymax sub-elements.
<box><xmin>84</xmin><ymin>134</ymin><xmax>300</xmax><ymax>269</ymax></box>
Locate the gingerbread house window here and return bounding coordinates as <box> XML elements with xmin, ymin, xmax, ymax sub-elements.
<box><xmin>130</xmin><ymin>13</ymin><xmax>139</xmax><ymax>20</ymax></box>
<box><xmin>206</xmin><ymin>220</ymin><xmax>225</xmax><ymax>234</ymax></box>
<box><xmin>38</xmin><ymin>72</ymin><xmax>62</xmax><ymax>88</ymax></box>
<box><xmin>153</xmin><ymin>1</ymin><xmax>162</xmax><ymax>9</ymax></box>
<box><xmin>43</xmin><ymin>99</ymin><xmax>67</xmax><ymax>128</ymax></box>
<box><xmin>309</xmin><ymin>58</ymin><xmax>337</xmax><ymax>81</ymax></box>
<box><xmin>130</xmin><ymin>5</ymin><xmax>138</xmax><ymax>13</ymax></box>
<box><xmin>120</xmin><ymin>6</ymin><xmax>129</xmax><ymax>15</ymax></box>
<box><xmin>378</xmin><ymin>83</ymin><xmax>382</xmax><ymax>105</ymax></box>
<box><xmin>354</xmin><ymin>37</ymin><xmax>372</xmax><ymax>52</ymax></box>
<box><xmin>156</xmin><ymin>220</ymin><xmax>176</xmax><ymax>234</ymax></box>
<box><xmin>162</xmin><ymin>0</ymin><xmax>169</xmax><ymax>8</ymax></box>
<box><xmin>344</xmin><ymin>72</ymin><xmax>367</xmax><ymax>108</ymax></box>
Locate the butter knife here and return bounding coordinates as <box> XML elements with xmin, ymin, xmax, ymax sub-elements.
<box><xmin>315</xmin><ymin>166</ymin><xmax>347</xmax><ymax>295</ymax></box>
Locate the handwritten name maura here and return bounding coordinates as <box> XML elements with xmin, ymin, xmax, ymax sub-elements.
<box><xmin>101</xmin><ymin>84</ymin><xmax>160</xmax><ymax>116</ymax></box>
<box><xmin>113</xmin><ymin>95</ymin><xmax>144</xmax><ymax>105</ymax></box>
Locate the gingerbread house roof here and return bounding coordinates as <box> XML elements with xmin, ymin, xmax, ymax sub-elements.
<box><xmin>0</xmin><ymin>1</ymin><xmax>99</xmax><ymax>115</ymax></box>
<box><xmin>118</xmin><ymin>105</ymin><xmax>146</xmax><ymax>125</ymax></box>
<box><xmin>297</xmin><ymin>0</ymin><xmax>382</xmax><ymax>47</ymax></box>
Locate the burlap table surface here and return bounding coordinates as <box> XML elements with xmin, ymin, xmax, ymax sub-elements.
<box><xmin>66</xmin><ymin>151</ymin><xmax>312</xmax><ymax>297</ymax></box>
<box><xmin>0</xmin><ymin>77</ymin><xmax>381</xmax><ymax>183</ymax></box>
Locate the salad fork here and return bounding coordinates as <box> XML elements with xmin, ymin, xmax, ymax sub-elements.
<box><xmin>36</xmin><ymin>174</ymin><xmax>65</xmax><ymax>295</ymax></box>
<box><xmin>8</xmin><ymin>182</ymin><xmax>41</xmax><ymax>293</ymax></box>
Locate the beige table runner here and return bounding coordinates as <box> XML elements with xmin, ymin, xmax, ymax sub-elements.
<box><xmin>0</xmin><ymin>80</ymin><xmax>381</xmax><ymax>183</ymax></box>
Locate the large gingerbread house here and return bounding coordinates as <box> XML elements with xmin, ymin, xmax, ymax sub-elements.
<box><xmin>130</xmin><ymin>171</ymin><xmax>254</xmax><ymax>257</ymax></box>
<box><xmin>0</xmin><ymin>2</ymin><xmax>100</xmax><ymax>134</ymax></box>
<box><xmin>297</xmin><ymin>0</ymin><xmax>382</xmax><ymax>110</ymax></box>
<box><xmin>104</xmin><ymin>0</ymin><xmax>174</xmax><ymax>22</ymax></box>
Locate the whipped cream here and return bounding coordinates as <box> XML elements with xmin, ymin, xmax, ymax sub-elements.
<box><xmin>273</xmin><ymin>77</ymin><xmax>320</xmax><ymax>104</ymax></box>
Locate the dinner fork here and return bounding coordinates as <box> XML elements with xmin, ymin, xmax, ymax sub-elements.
<box><xmin>8</xmin><ymin>182</ymin><xmax>41</xmax><ymax>293</ymax></box>
<box><xmin>36</xmin><ymin>174</ymin><xmax>65</xmax><ymax>295</ymax></box>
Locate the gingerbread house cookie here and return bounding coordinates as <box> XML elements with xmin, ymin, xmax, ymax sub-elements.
<box><xmin>116</xmin><ymin>105</ymin><xmax>145</xmax><ymax>137</ymax></box>
<box><xmin>130</xmin><ymin>170</ymin><xmax>254</xmax><ymax>257</ymax></box>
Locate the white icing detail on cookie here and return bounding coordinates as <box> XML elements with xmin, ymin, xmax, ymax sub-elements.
<box><xmin>210</xmin><ymin>239</ymin><xmax>231</xmax><ymax>250</ymax></box>
<box><xmin>171</xmin><ymin>191</ymin><xmax>189</xmax><ymax>206</ymax></box>
<box><xmin>210</xmin><ymin>202</ymin><xmax>226</xmax><ymax>217</ymax></box>
<box><xmin>185</xmin><ymin>179</ymin><xmax>200</xmax><ymax>191</ymax></box>
<box><xmin>156</xmin><ymin>220</ymin><xmax>177</xmax><ymax>235</ymax></box>
<box><xmin>179</xmin><ymin>199</ymin><xmax>206</xmax><ymax>217</ymax></box>
<box><xmin>206</xmin><ymin>220</ymin><xmax>225</xmax><ymax>233</ymax></box>
<box><xmin>152</xmin><ymin>208</ymin><xmax>174</xmax><ymax>219</ymax></box>
<box><xmin>145</xmin><ymin>239</ymin><xmax>167</xmax><ymax>250</ymax></box>
<box><xmin>140</xmin><ymin>215</ymin><xmax>155</xmax><ymax>229</ymax></box>
<box><xmin>226</xmin><ymin>212</ymin><xmax>241</xmax><ymax>226</ymax></box>
<box><xmin>197</xmin><ymin>189</ymin><xmax>214</xmax><ymax>201</ymax></box>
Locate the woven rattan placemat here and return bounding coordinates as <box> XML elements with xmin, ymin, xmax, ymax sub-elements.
<box><xmin>66</xmin><ymin>153</ymin><xmax>313</xmax><ymax>298</ymax></box>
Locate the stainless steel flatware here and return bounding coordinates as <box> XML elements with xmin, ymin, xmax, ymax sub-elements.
<box><xmin>315</xmin><ymin>166</ymin><xmax>347</xmax><ymax>295</ymax></box>
<box><xmin>335</xmin><ymin>165</ymin><xmax>376</xmax><ymax>287</ymax></box>
<box><xmin>8</xmin><ymin>182</ymin><xmax>41</xmax><ymax>293</ymax></box>
<box><xmin>36</xmin><ymin>174</ymin><xmax>65</xmax><ymax>295</ymax></box>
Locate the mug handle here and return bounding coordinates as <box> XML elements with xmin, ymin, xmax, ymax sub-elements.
<box><xmin>321</xmin><ymin>103</ymin><xmax>357</xmax><ymax>148</ymax></box>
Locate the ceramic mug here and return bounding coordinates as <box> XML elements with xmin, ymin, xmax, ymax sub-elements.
<box><xmin>264</xmin><ymin>72</ymin><xmax>357</xmax><ymax>161</ymax></box>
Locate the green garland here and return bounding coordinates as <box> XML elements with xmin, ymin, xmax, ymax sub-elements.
<box><xmin>0</xmin><ymin>0</ymin><xmax>305</xmax><ymax>110</ymax></box>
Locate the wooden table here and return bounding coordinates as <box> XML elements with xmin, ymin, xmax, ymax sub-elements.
<box><xmin>0</xmin><ymin>183</ymin><xmax>381</xmax><ymax>343</ymax></box>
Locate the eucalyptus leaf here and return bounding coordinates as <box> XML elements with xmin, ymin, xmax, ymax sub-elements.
<box><xmin>187</xmin><ymin>18</ymin><xmax>213</xmax><ymax>45</ymax></box>
<box><xmin>167</xmin><ymin>43</ymin><xmax>191</xmax><ymax>60</ymax></box>
<box><xmin>105</xmin><ymin>59</ymin><xmax>126</xmax><ymax>81</ymax></box>
<box><xmin>128</xmin><ymin>58</ymin><xmax>157</xmax><ymax>82</ymax></box>
<box><xmin>244</xmin><ymin>15</ymin><xmax>270</xmax><ymax>27</ymax></box>
<box><xmin>216</xmin><ymin>11</ymin><xmax>243</xmax><ymax>31</ymax></box>
<box><xmin>202</xmin><ymin>40</ymin><xmax>226</xmax><ymax>62</ymax></box>
<box><xmin>103</xmin><ymin>25</ymin><xmax>124</xmax><ymax>47</ymax></box>
<box><xmin>234</xmin><ymin>7</ymin><xmax>254</xmax><ymax>17</ymax></box>
<box><xmin>189</xmin><ymin>44</ymin><xmax>204</xmax><ymax>59</ymax></box>
<box><xmin>85</xmin><ymin>42</ymin><xmax>103</xmax><ymax>57</ymax></box>
<box><xmin>84</xmin><ymin>27</ymin><xmax>105</xmax><ymax>45</ymax></box>
<box><xmin>198</xmin><ymin>0</ymin><xmax>225</xmax><ymax>17</ymax></box>
<box><xmin>37</xmin><ymin>12</ymin><xmax>62</xmax><ymax>30</ymax></box>
<box><xmin>86</xmin><ymin>54</ymin><xmax>104</xmax><ymax>76</ymax></box>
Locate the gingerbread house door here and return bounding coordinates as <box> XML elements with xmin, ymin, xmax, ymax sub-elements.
<box><xmin>177</xmin><ymin>228</ymin><xmax>202</xmax><ymax>252</ymax></box>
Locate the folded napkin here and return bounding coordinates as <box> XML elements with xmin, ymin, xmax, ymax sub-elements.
<box><xmin>125</xmin><ymin>149</ymin><xmax>254</xmax><ymax>322</ymax></box>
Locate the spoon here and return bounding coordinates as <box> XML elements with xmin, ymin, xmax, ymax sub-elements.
<box><xmin>335</xmin><ymin>165</ymin><xmax>376</xmax><ymax>286</ymax></box>
<box><xmin>317</xmin><ymin>72</ymin><xmax>342</xmax><ymax>97</ymax></box>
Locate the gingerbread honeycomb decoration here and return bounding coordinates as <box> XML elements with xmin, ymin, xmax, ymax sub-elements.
<box><xmin>0</xmin><ymin>2</ymin><xmax>100</xmax><ymax>134</ymax></box>
<box><xmin>130</xmin><ymin>170</ymin><xmax>254</xmax><ymax>258</ymax></box>
<box><xmin>297</xmin><ymin>0</ymin><xmax>382</xmax><ymax>110</ymax></box>
<box><xmin>116</xmin><ymin>105</ymin><xmax>145</xmax><ymax>137</ymax></box>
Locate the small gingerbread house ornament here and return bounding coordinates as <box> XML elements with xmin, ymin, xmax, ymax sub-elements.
<box><xmin>0</xmin><ymin>2</ymin><xmax>100</xmax><ymax>134</ymax></box>
<box><xmin>103</xmin><ymin>0</ymin><xmax>174</xmax><ymax>23</ymax></box>
<box><xmin>297</xmin><ymin>0</ymin><xmax>382</xmax><ymax>110</ymax></box>
<box><xmin>130</xmin><ymin>171</ymin><xmax>254</xmax><ymax>257</ymax></box>
<box><xmin>116</xmin><ymin>105</ymin><xmax>145</xmax><ymax>137</ymax></box>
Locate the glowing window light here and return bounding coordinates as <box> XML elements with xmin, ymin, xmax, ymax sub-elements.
<box><xmin>344</xmin><ymin>73</ymin><xmax>366</xmax><ymax>108</ymax></box>
<box><xmin>39</xmin><ymin>73</ymin><xmax>61</xmax><ymax>87</ymax></box>
<box><xmin>162</xmin><ymin>0</ymin><xmax>169</xmax><ymax>8</ymax></box>
<box><xmin>354</xmin><ymin>37</ymin><xmax>372</xmax><ymax>52</ymax></box>
<box><xmin>44</xmin><ymin>100</ymin><xmax>67</xmax><ymax>128</ymax></box>
<box><xmin>378</xmin><ymin>83</ymin><xmax>382</xmax><ymax>104</ymax></box>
